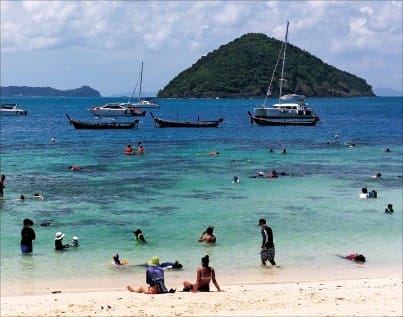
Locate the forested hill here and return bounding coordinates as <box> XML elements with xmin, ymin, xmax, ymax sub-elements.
<box><xmin>158</xmin><ymin>33</ymin><xmax>374</xmax><ymax>98</ymax></box>
<box><xmin>0</xmin><ymin>85</ymin><xmax>101</xmax><ymax>97</ymax></box>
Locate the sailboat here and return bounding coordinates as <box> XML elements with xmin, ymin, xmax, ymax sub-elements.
<box><xmin>248</xmin><ymin>22</ymin><xmax>319</xmax><ymax>126</ymax></box>
<box><xmin>124</xmin><ymin>62</ymin><xmax>159</xmax><ymax>108</ymax></box>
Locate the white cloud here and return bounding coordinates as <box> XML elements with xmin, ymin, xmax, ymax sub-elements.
<box><xmin>0</xmin><ymin>0</ymin><xmax>401</xmax><ymax>94</ymax></box>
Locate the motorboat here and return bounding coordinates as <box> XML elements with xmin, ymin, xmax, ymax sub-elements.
<box><xmin>88</xmin><ymin>103</ymin><xmax>145</xmax><ymax>117</ymax></box>
<box><xmin>0</xmin><ymin>103</ymin><xmax>27</xmax><ymax>116</ymax></box>
<box><xmin>248</xmin><ymin>22</ymin><xmax>319</xmax><ymax>126</ymax></box>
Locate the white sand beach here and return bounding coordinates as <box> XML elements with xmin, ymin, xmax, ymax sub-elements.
<box><xmin>1</xmin><ymin>271</ymin><xmax>401</xmax><ymax>316</ymax></box>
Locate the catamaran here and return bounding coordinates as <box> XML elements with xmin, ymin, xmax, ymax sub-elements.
<box><xmin>248</xmin><ymin>22</ymin><xmax>319</xmax><ymax>126</ymax></box>
<box><xmin>123</xmin><ymin>62</ymin><xmax>159</xmax><ymax>108</ymax></box>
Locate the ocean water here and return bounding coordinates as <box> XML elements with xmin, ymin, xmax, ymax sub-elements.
<box><xmin>0</xmin><ymin>97</ymin><xmax>402</xmax><ymax>286</ymax></box>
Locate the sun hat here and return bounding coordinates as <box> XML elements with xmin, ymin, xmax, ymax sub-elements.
<box><xmin>148</xmin><ymin>256</ymin><xmax>160</xmax><ymax>266</ymax></box>
<box><xmin>55</xmin><ymin>232</ymin><xmax>65</xmax><ymax>240</ymax></box>
<box><xmin>258</xmin><ymin>171</ymin><xmax>264</xmax><ymax>176</ymax></box>
<box><xmin>72</xmin><ymin>236</ymin><xmax>79</xmax><ymax>242</ymax></box>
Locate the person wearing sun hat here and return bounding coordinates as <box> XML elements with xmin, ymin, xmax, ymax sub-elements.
<box><xmin>54</xmin><ymin>232</ymin><xmax>69</xmax><ymax>250</ymax></box>
<box><xmin>127</xmin><ymin>256</ymin><xmax>174</xmax><ymax>294</ymax></box>
<box><xmin>148</xmin><ymin>256</ymin><xmax>160</xmax><ymax>266</ymax></box>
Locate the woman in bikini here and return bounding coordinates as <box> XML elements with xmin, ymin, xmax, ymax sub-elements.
<box><xmin>183</xmin><ymin>255</ymin><xmax>223</xmax><ymax>292</ymax></box>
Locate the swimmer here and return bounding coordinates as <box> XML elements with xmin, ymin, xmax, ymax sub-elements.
<box><xmin>385</xmin><ymin>147</ymin><xmax>391</xmax><ymax>152</ymax></box>
<box><xmin>282</xmin><ymin>148</ymin><xmax>287</xmax><ymax>154</ymax></box>
<box><xmin>267</xmin><ymin>170</ymin><xmax>278</xmax><ymax>178</ymax></box>
<box><xmin>371</xmin><ymin>173</ymin><xmax>382</xmax><ymax>179</ymax></box>
<box><xmin>40</xmin><ymin>220</ymin><xmax>51</xmax><ymax>227</ymax></box>
<box><xmin>133</xmin><ymin>229</ymin><xmax>146</xmax><ymax>242</ymax></box>
<box><xmin>112</xmin><ymin>252</ymin><xmax>127</xmax><ymax>266</ymax></box>
<box><xmin>232</xmin><ymin>176</ymin><xmax>240</xmax><ymax>183</ymax></box>
<box><xmin>68</xmin><ymin>165</ymin><xmax>81</xmax><ymax>171</ymax></box>
<box><xmin>160</xmin><ymin>260</ymin><xmax>183</xmax><ymax>269</ymax></box>
<box><xmin>34</xmin><ymin>193</ymin><xmax>44</xmax><ymax>200</ymax></box>
<box><xmin>385</xmin><ymin>204</ymin><xmax>394</xmax><ymax>214</ymax></box>
<box><xmin>199</xmin><ymin>226</ymin><xmax>216</xmax><ymax>243</ymax></box>
<box><xmin>125</xmin><ymin>145</ymin><xmax>133</xmax><ymax>155</ymax></box>
<box><xmin>17</xmin><ymin>194</ymin><xmax>25</xmax><ymax>201</ymax></box>
<box><xmin>250</xmin><ymin>171</ymin><xmax>265</xmax><ymax>178</ymax></box>
<box><xmin>137</xmin><ymin>142</ymin><xmax>144</xmax><ymax>154</ymax></box>
<box><xmin>208</xmin><ymin>151</ymin><xmax>219</xmax><ymax>156</ymax></box>
<box><xmin>51</xmin><ymin>136</ymin><xmax>56</xmax><ymax>142</ymax></box>
<box><xmin>72</xmin><ymin>236</ymin><xmax>79</xmax><ymax>247</ymax></box>
<box><xmin>337</xmin><ymin>253</ymin><xmax>366</xmax><ymax>263</ymax></box>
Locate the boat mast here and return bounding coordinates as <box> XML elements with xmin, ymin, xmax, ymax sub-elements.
<box><xmin>279</xmin><ymin>21</ymin><xmax>289</xmax><ymax>103</ymax></box>
<box><xmin>129</xmin><ymin>66</ymin><xmax>142</xmax><ymax>104</ymax></box>
<box><xmin>137</xmin><ymin>61</ymin><xmax>143</xmax><ymax>103</ymax></box>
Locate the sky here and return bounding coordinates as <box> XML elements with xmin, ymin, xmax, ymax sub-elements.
<box><xmin>1</xmin><ymin>0</ymin><xmax>402</xmax><ymax>96</ymax></box>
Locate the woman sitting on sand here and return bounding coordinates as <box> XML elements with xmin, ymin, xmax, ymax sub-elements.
<box><xmin>127</xmin><ymin>256</ymin><xmax>172</xmax><ymax>294</ymax></box>
<box><xmin>183</xmin><ymin>255</ymin><xmax>223</xmax><ymax>292</ymax></box>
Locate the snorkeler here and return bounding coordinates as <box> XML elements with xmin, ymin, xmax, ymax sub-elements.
<box><xmin>133</xmin><ymin>229</ymin><xmax>146</xmax><ymax>242</ymax></box>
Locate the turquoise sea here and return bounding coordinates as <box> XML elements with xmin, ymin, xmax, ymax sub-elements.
<box><xmin>0</xmin><ymin>97</ymin><xmax>402</xmax><ymax>289</ymax></box>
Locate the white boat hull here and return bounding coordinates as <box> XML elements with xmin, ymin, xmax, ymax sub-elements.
<box><xmin>0</xmin><ymin>110</ymin><xmax>27</xmax><ymax>116</ymax></box>
<box><xmin>0</xmin><ymin>104</ymin><xmax>27</xmax><ymax>116</ymax></box>
<box><xmin>125</xmin><ymin>100</ymin><xmax>159</xmax><ymax>108</ymax></box>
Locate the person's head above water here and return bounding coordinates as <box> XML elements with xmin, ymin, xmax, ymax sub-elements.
<box><xmin>205</xmin><ymin>226</ymin><xmax>214</xmax><ymax>235</ymax></box>
<box><xmin>354</xmin><ymin>254</ymin><xmax>366</xmax><ymax>262</ymax></box>
<box><xmin>113</xmin><ymin>253</ymin><xmax>120</xmax><ymax>264</ymax></box>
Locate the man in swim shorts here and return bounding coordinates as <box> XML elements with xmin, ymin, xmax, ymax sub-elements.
<box><xmin>258</xmin><ymin>218</ymin><xmax>276</xmax><ymax>266</ymax></box>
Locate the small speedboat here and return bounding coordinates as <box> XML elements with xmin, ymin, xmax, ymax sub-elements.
<box><xmin>0</xmin><ymin>103</ymin><xmax>27</xmax><ymax>116</ymax></box>
<box><xmin>88</xmin><ymin>103</ymin><xmax>145</xmax><ymax>117</ymax></box>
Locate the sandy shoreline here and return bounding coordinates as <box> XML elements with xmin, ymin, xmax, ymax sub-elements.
<box><xmin>1</xmin><ymin>275</ymin><xmax>402</xmax><ymax>317</ymax></box>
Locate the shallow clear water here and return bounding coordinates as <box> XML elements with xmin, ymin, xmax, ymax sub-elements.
<box><xmin>1</xmin><ymin>97</ymin><xmax>402</xmax><ymax>284</ymax></box>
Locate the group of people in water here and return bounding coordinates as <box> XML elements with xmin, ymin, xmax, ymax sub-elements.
<box><xmin>125</xmin><ymin>142</ymin><xmax>144</xmax><ymax>155</ymax></box>
<box><xmin>19</xmin><ymin>219</ymin><xmax>79</xmax><ymax>254</ymax></box>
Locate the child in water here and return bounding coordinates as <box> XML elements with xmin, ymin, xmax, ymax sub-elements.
<box><xmin>112</xmin><ymin>253</ymin><xmax>128</xmax><ymax>266</ymax></box>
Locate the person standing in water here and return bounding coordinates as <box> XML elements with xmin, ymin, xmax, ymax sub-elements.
<box><xmin>0</xmin><ymin>175</ymin><xmax>5</xmax><ymax>198</ymax></box>
<box><xmin>198</xmin><ymin>226</ymin><xmax>216</xmax><ymax>243</ymax></box>
<box><xmin>258</xmin><ymin>218</ymin><xmax>276</xmax><ymax>266</ymax></box>
<box><xmin>21</xmin><ymin>218</ymin><xmax>36</xmax><ymax>254</ymax></box>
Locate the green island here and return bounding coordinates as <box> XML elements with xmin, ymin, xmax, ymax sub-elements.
<box><xmin>0</xmin><ymin>85</ymin><xmax>101</xmax><ymax>97</ymax></box>
<box><xmin>158</xmin><ymin>33</ymin><xmax>374</xmax><ymax>98</ymax></box>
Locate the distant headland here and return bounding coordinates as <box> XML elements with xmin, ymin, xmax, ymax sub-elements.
<box><xmin>0</xmin><ymin>85</ymin><xmax>101</xmax><ymax>97</ymax></box>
